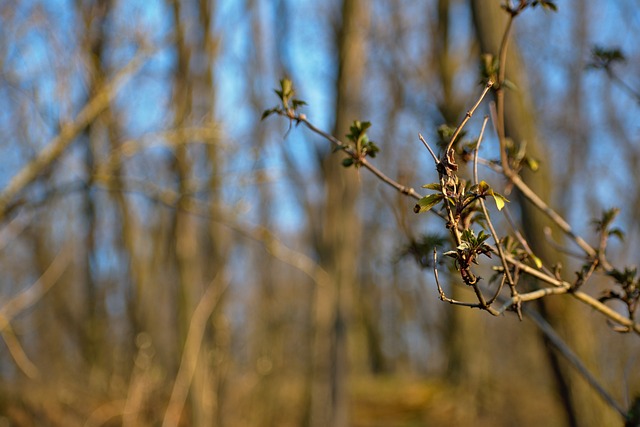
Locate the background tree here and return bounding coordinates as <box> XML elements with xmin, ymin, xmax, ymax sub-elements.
<box><xmin>0</xmin><ymin>1</ymin><xmax>638</xmax><ymax>426</ymax></box>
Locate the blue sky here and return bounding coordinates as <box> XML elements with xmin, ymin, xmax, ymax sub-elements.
<box><xmin>2</xmin><ymin>0</ymin><xmax>640</xmax><ymax>250</ymax></box>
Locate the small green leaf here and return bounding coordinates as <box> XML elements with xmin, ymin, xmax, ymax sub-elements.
<box><xmin>280</xmin><ymin>78</ymin><xmax>293</xmax><ymax>97</ymax></box>
<box><xmin>414</xmin><ymin>193</ymin><xmax>444</xmax><ymax>214</ymax></box>
<box><xmin>476</xmin><ymin>180</ymin><xmax>491</xmax><ymax>193</ymax></box>
<box><xmin>531</xmin><ymin>254</ymin><xmax>543</xmax><ymax>269</ymax></box>
<box><xmin>342</xmin><ymin>158</ymin><xmax>354</xmax><ymax>168</ymax></box>
<box><xmin>443</xmin><ymin>250</ymin><xmax>458</xmax><ymax>258</ymax></box>
<box><xmin>363</xmin><ymin>141</ymin><xmax>380</xmax><ymax>158</ymax></box>
<box><xmin>422</xmin><ymin>183</ymin><xmax>442</xmax><ymax>191</ymax></box>
<box><xmin>261</xmin><ymin>108</ymin><xmax>278</xmax><ymax>120</ymax></box>
<box><xmin>525</xmin><ymin>157</ymin><xmax>539</xmax><ymax>171</ymax></box>
<box><xmin>532</xmin><ymin>0</ymin><xmax>558</xmax><ymax>11</ymax></box>
<box><xmin>457</xmin><ymin>243</ymin><xmax>470</xmax><ymax>251</ymax></box>
<box><xmin>608</xmin><ymin>228</ymin><xmax>625</xmax><ymax>241</ymax></box>
<box><xmin>491</xmin><ymin>192</ymin><xmax>508</xmax><ymax>211</ymax></box>
<box><xmin>292</xmin><ymin>99</ymin><xmax>307</xmax><ymax>108</ymax></box>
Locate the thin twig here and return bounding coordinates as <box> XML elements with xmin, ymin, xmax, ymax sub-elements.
<box><xmin>520</xmin><ymin>304</ymin><xmax>627</xmax><ymax>417</ymax></box>
<box><xmin>445</xmin><ymin>80</ymin><xmax>493</xmax><ymax>153</ymax></box>
<box><xmin>508</xmin><ymin>173</ymin><xmax>603</xmax><ymax>264</ymax></box>
<box><xmin>433</xmin><ymin>249</ymin><xmax>485</xmax><ymax>309</ymax></box>
<box><xmin>487</xmin><ymin>272</ymin><xmax>507</xmax><ymax>306</ymax></box>
<box><xmin>418</xmin><ymin>133</ymin><xmax>439</xmax><ymax>163</ymax></box>
<box><xmin>497</xmin><ymin>285</ymin><xmax>569</xmax><ymax>314</ymax></box>
<box><xmin>275</xmin><ymin>111</ymin><xmax>640</xmax><ymax>333</ymax></box>
<box><xmin>542</xmin><ymin>226</ymin><xmax>584</xmax><ymax>259</ymax></box>
<box><xmin>95</xmin><ymin>170</ymin><xmax>640</xmax><ymax>334</ymax></box>
<box><xmin>300</xmin><ymin>117</ymin><xmax>422</xmax><ymax>200</ymax></box>
<box><xmin>503</xmin><ymin>208</ymin><xmax>553</xmax><ymax>276</ymax></box>
<box><xmin>474</xmin><ymin>116</ymin><xmax>519</xmax><ymax>315</ymax></box>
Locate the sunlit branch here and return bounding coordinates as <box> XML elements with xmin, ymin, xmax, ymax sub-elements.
<box><xmin>445</xmin><ymin>80</ymin><xmax>493</xmax><ymax>153</ymax></box>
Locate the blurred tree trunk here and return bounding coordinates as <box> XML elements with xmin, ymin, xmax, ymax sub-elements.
<box><xmin>77</xmin><ymin>0</ymin><xmax>113</xmax><ymax>372</ymax></box>
<box><xmin>169</xmin><ymin>1</ymin><xmax>210</xmax><ymax>424</ymax></box>
<box><xmin>434</xmin><ymin>0</ymin><xmax>492</xmax><ymax>407</ymax></box>
<box><xmin>470</xmin><ymin>1</ymin><xmax>619</xmax><ymax>425</ymax></box>
<box><xmin>169</xmin><ymin>1</ymin><xmax>228</xmax><ymax>424</ymax></box>
<box><xmin>310</xmin><ymin>1</ymin><xmax>369</xmax><ymax>426</ymax></box>
<box><xmin>197</xmin><ymin>0</ymin><xmax>230</xmax><ymax>424</ymax></box>
<box><xmin>247</xmin><ymin>1</ymin><xmax>284</xmax><ymax>425</ymax></box>
<box><xmin>81</xmin><ymin>0</ymin><xmax>145</xmax><ymax>370</ymax></box>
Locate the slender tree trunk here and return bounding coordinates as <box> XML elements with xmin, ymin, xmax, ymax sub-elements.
<box><xmin>77</xmin><ymin>0</ymin><xmax>113</xmax><ymax>372</ymax></box>
<box><xmin>311</xmin><ymin>1</ymin><xmax>370</xmax><ymax>426</ymax></box>
<box><xmin>470</xmin><ymin>2</ymin><xmax>619</xmax><ymax>425</ymax></box>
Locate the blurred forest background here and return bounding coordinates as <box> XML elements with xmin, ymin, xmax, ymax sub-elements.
<box><xmin>0</xmin><ymin>0</ymin><xmax>639</xmax><ymax>426</ymax></box>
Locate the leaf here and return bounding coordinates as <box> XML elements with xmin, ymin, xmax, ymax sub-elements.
<box><xmin>261</xmin><ymin>108</ymin><xmax>278</xmax><ymax>120</ymax></box>
<box><xmin>360</xmin><ymin>121</ymin><xmax>372</xmax><ymax>132</ymax></box>
<box><xmin>491</xmin><ymin>192</ymin><xmax>509</xmax><ymax>211</ymax></box>
<box><xmin>342</xmin><ymin>158</ymin><xmax>354</xmax><ymax>168</ymax></box>
<box><xmin>476</xmin><ymin>230</ymin><xmax>490</xmax><ymax>244</ymax></box>
<box><xmin>443</xmin><ymin>250</ymin><xmax>458</xmax><ymax>258</ymax></box>
<box><xmin>292</xmin><ymin>99</ymin><xmax>307</xmax><ymax>108</ymax></box>
<box><xmin>422</xmin><ymin>183</ymin><xmax>442</xmax><ymax>191</ymax></box>
<box><xmin>532</xmin><ymin>0</ymin><xmax>558</xmax><ymax>11</ymax></box>
<box><xmin>476</xmin><ymin>180</ymin><xmax>491</xmax><ymax>194</ymax></box>
<box><xmin>606</xmin><ymin>267</ymin><xmax>637</xmax><ymax>287</ymax></box>
<box><xmin>413</xmin><ymin>193</ymin><xmax>444</xmax><ymax>214</ymax></box>
<box><xmin>280</xmin><ymin>78</ymin><xmax>293</xmax><ymax>97</ymax></box>
<box><xmin>588</xmin><ymin>46</ymin><xmax>626</xmax><ymax>70</ymax></box>
<box><xmin>525</xmin><ymin>157</ymin><xmax>539</xmax><ymax>171</ymax></box>
<box><xmin>363</xmin><ymin>141</ymin><xmax>380</xmax><ymax>158</ymax></box>
<box><xmin>530</xmin><ymin>254</ymin><xmax>543</xmax><ymax>269</ymax></box>
<box><xmin>608</xmin><ymin>228</ymin><xmax>625</xmax><ymax>241</ymax></box>
<box><xmin>457</xmin><ymin>243</ymin><xmax>470</xmax><ymax>251</ymax></box>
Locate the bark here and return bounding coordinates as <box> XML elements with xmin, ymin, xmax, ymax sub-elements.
<box><xmin>77</xmin><ymin>0</ymin><xmax>113</xmax><ymax>370</ymax></box>
<box><xmin>470</xmin><ymin>1</ymin><xmax>619</xmax><ymax>425</ymax></box>
<box><xmin>310</xmin><ymin>1</ymin><xmax>370</xmax><ymax>426</ymax></box>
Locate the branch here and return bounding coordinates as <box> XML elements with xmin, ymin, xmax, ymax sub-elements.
<box><xmin>446</xmin><ymin>79</ymin><xmax>493</xmax><ymax>153</ymax></box>
<box><xmin>270</xmin><ymin>111</ymin><xmax>640</xmax><ymax>334</ymax></box>
<box><xmin>0</xmin><ymin>50</ymin><xmax>149</xmax><ymax>220</ymax></box>
<box><xmin>162</xmin><ymin>276</ymin><xmax>227</xmax><ymax>427</ymax></box>
<box><xmin>300</xmin><ymin>117</ymin><xmax>422</xmax><ymax>200</ymax></box>
<box><xmin>473</xmin><ymin>116</ymin><xmax>518</xmax><ymax>312</ymax></box>
<box><xmin>520</xmin><ymin>304</ymin><xmax>627</xmax><ymax>418</ymax></box>
<box><xmin>0</xmin><ymin>243</ymin><xmax>72</xmax><ymax>329</ymax></box>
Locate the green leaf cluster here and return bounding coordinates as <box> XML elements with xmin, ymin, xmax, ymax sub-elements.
<box><xmin>341</xmin><ymin>120</ymin><xmax>380</xmax><ymax>168</ymax></box>
<box><xmin>436</xmin><ymin>124</ymin><xmax>467</xmax><ymax>151</ymax></box>
<box><xmin>602</xmin><ymin>267</ymin><xmax>640</xmax><ymax>318</ymax></box>
<box><xmin>470</xmin><ymin>181</ymin><xmax>509</xmax><ymax>211</ymax></box>
<box><xmin>501</xmin><ymin>0</ymin><xmax>557</xmax><ymax>14</ymax></box>
<box><xmin>587</xmin><ymin>46</ymin><xmax>625</xmax><ymax>71</ymax></box>
<box><xmin>262</xmin><ymin>78</ymin><xmax>307</xmax><ymax>120</ymax></box>
<box><xmin>443</xmin><ymin>228</ymin><xmax>493</xmax><ymax>278</ymax></box>
<box><xmin>503</xmin><ymin>138</ymin><xmax>539</xmax><ymax>172</ymax></box>
<box><xmin>530</xmin><ymin>0</ymin><xmax>557</xmax><ymax>11</ymax></box>
<box><xmin>460</xmin><ymin>229</ymin><xmax>492</xmax><ymax>257</ymax></box>
<box><xmin>397</xmin><ymin>234</ymin><xmax>449</xmax><ymax>269</ymax></box>
<box><xmin>593</xmin><ymin>208</ymin><xmax>625</xmax><ymax>241</ymax></box>
<box><xmin>413</xmin><ymin>180</ymin><xmax>508</xmax><ymax>215</ymax></box>
<box><xmin>607</xmin><ymin>267</ymin><xmax>637</xmax><ymax>289</ymax></box>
